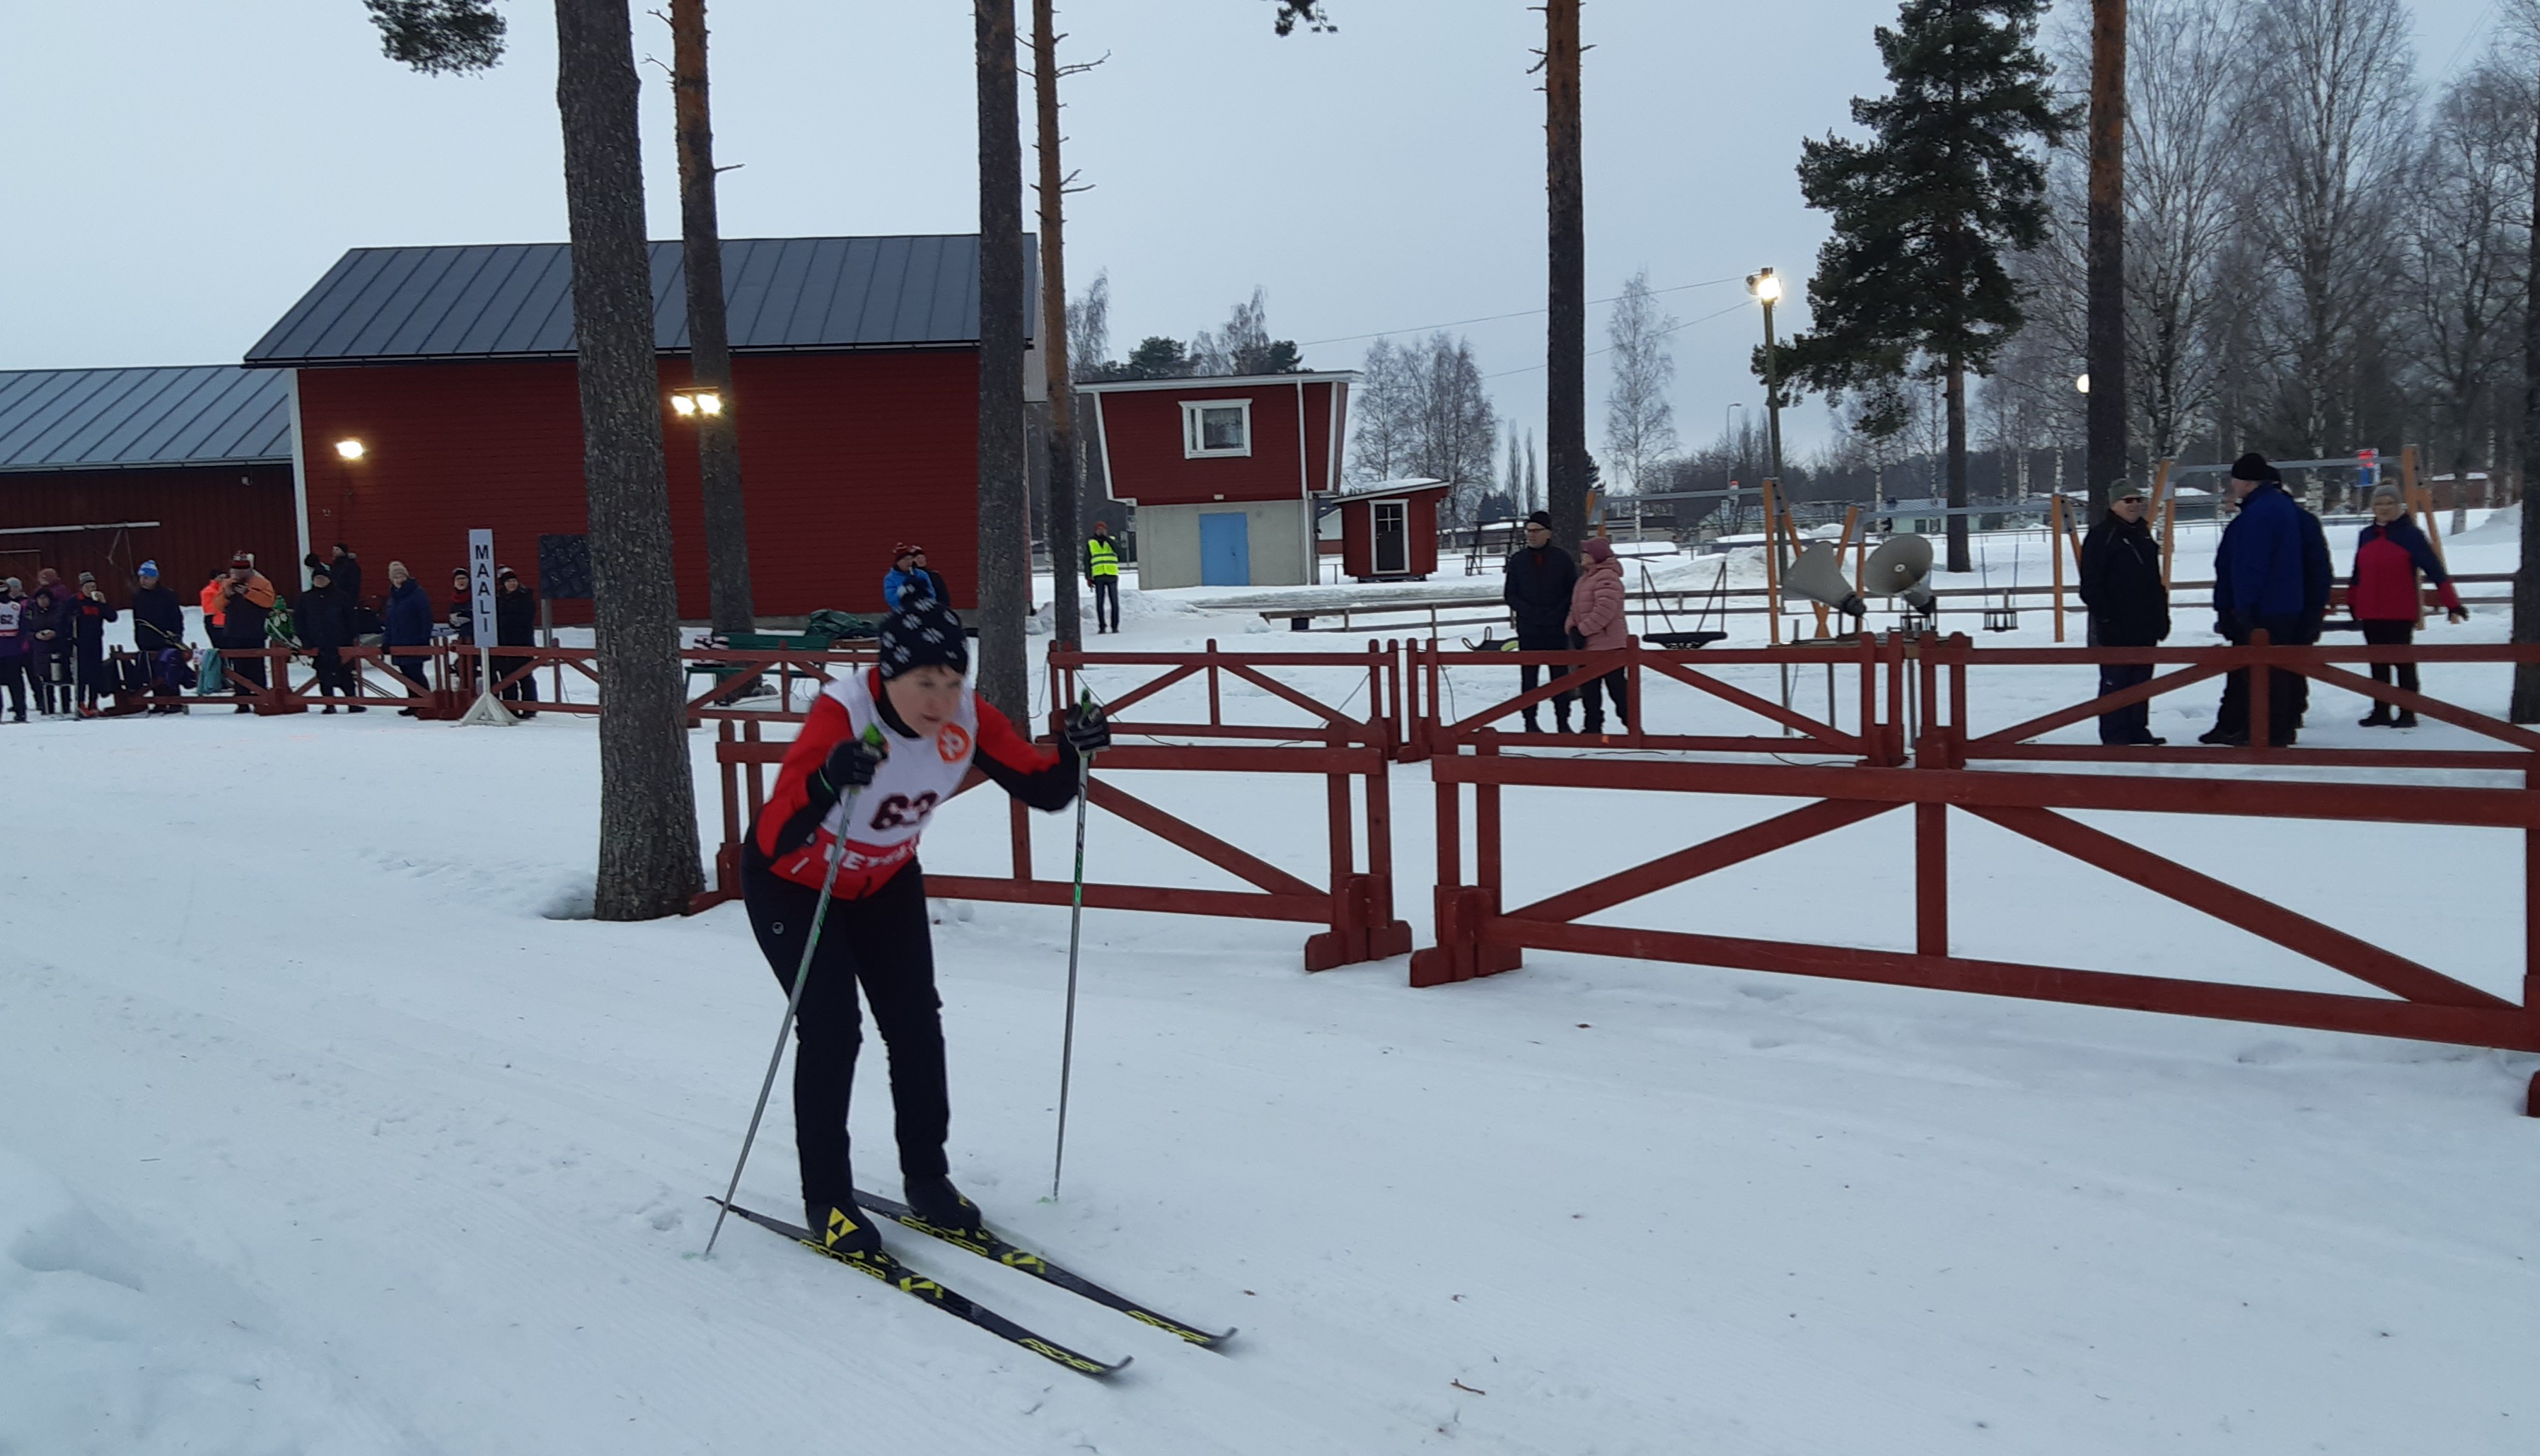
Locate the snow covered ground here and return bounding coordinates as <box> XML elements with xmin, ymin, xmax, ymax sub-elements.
<box><xmin>6</xmin><ymin>515</ymin><xmax>2536</xmax><ymax>1454</ymax></box>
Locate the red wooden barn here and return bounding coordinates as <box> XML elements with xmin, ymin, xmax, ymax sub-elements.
<box><xmin>0</xmin><ymin>366</ymin><xmax>298</xmax><ymax>602</ymax></box>
<box><xmin>1081</xmin><ymin>372</ymin><xmax>1355</xmax><ymax>588</ymax></box>
<box><xmin>243</xmin><ymin>235</ymin><xmax>1036</xmax><ymax>619</ymax></box>
<box><xmin>1326</xmin><ymin>477</ymin><xmax>1449</xmax><ymax>581</ymax></box>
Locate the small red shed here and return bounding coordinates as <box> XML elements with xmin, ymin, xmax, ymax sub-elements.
<box><xmin>1081</xmin><ymin>371</ymin><xmax>1356</xmax><ymax>589</ymax></box>
<box><xmin>1326</xmin><ymin>477</ymin><xmax>1449</xmax><ymax>582</ymax></box>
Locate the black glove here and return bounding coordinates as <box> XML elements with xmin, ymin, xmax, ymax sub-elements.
<box><xmin>2213</xmin><ymin>614</ymin><xmax>2234</xmax><ymax>640</ymax></box>
<box><xmin>816</xmin><ymin>733</ymin><xmax>883</xmax><ymax>795</ymax></box>
<box><xmin>1062</xmin><ymin>701</ymin><xmax>1110</xmax><ymax>756</ymax></box>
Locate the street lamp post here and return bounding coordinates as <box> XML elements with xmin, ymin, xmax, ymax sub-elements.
<box><xmin>1747</xmin><ymin>269</ymin><xmax>1787</xmax><ymax>487</ymax></box>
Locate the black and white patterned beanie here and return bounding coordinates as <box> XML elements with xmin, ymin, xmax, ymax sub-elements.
<box><xmin>878</xmin><ymin>594</ymin><xmax>970</xmax><ymax>681</ymax></box>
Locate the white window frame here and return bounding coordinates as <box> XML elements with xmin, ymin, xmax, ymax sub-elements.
<box><xmin>1181</xmin><ymin>398</ymin><xmax>1254</xmax><ymax>458</ymax></box>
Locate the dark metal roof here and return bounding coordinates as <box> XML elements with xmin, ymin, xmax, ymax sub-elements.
<box><xmin>0</xmin><ymin>366</ymin><xmax>293</xmax><ymax>473</ymax></box>
<box><xmin>245</xmin><ymin>235</ymin><xmax>1033</xmax><ymax>366</ymax></box>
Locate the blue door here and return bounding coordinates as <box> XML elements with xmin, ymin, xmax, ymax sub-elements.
<box><xmin>1200</xmin><ymin>512</ymin><xmax>1251</xmax><ymax>586</ymax></box>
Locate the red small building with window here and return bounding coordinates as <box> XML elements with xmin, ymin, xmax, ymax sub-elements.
<box><xmin>1082</xmin><ymin>371</ymin><xmax>1355</xmax><ymax>589</ymax></box>
<box><xmin>1326</xmin><ymin>477</ymin><xmax>1448</xmax><ymax>581</ymax></box>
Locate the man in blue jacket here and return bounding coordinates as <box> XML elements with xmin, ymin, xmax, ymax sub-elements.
<box><xmin>2202</xmin><ymin>453</ymin><xmax>2319</xmax><ymax>747</ymax></box>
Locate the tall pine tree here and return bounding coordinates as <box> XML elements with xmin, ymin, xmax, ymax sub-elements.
<box><xmin>1778</xmin><ymin>0</ymin><xmax>2072</xmax><ymax>572</ymax></box>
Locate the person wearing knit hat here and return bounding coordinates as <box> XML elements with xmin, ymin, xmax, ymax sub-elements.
<box><xmin>67</xmin><ymin>569</ymin><xmax>118</xmax><ymax>716</ymax></box>
<box><xmin>882</xmin><ymin>544</ymin><xmax>952</xmax><ymax>615</ymax></box>
<box><xmin>1565</xmin><ymin>537</ymin><xmax>1630</xmax><ymax>733</ymax></box>
<box><xmin>0</xmin><ymin>574</ymin><xmax>26</xmax><ymax>722</ymax></box>
<box><xmin>1504</xmin><ymin>509</ymin><xmax>1579</xmax><ymax>732</ymax></box>
<box><xmin>738</xmin><ymin>595</ymin><xmax>1111</xmax><ymax>1257</ymax></box>
<box><xmin>2203</xmin><ymin>452</ymin><xmax>2325</xmax><ymax>746</ymax></box>
<box><xmin>2349</xmin><ymin>482</ymin><xmax>2465</xmax><ymax>728</ymax></box>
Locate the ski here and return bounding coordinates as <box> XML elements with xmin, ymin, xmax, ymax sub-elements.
<box><xmin>708</xmin><ymin>1199</ymin><xmax>1130</xmax><ymax>1378</ymax></box>
<box><xmin>854</xmin><ymin>1189</ymin><xmax>1236</xmax><ymax>1349</ymax></box>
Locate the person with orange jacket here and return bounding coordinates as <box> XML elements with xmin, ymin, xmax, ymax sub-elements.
<box><xmin>215</xmin><ymin>552</ymin><xmax>277</xmax><ymax>712</ymax></box>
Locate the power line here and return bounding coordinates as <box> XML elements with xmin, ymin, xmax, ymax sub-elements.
<box><xmin>1299</xmin><ymin>276</ymin><xmax>1742</xmax><ymax>349</ymax></box>
<box><xmin>1480</xmin><ymin>296</ymin><xmax>1755</xmax><ymax>380</ymax></box>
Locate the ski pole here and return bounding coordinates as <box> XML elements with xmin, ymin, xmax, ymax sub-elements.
<box><xmin>1048</xmin><ymin>692</ymin><xmax>1099</xmax><ymax>1201</ymax></box>
<box><xmin>705</xmin><ymin>723</ymin><xmax>883</xmax><ymax>1257</ymax></box>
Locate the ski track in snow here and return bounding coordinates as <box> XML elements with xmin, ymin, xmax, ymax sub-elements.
<box><xmin>4</xmin><ymin>516</ymin><xmax>2536</xmax><ymax>1453</ymax></box>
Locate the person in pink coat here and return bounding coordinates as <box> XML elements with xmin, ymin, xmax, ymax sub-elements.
<box><xmin>1565</xmin><ymin>536</ymin><xmax>1630</xmax><ymax>732</ymax></box>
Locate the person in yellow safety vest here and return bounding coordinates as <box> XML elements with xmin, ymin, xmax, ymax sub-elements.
<box><xmin>1084</xmin><ymin>521</ymin><xmax>1123</xmax><ymax>635</ymax></box>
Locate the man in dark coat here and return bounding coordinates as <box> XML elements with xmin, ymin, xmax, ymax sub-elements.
<box><xmin>1502</xmin><ymin>510</ymin><xmax>1579</xmax><ymax>733</ymax></box>
<box><xmin>69</xmin><ymin>571</ymin><xmax>120</xmax><ymax>715</ymax></box>
<box><xmin>297</xmin><ymin>563</ymin><xmax>361</xmax><ymax>714</ymax></box>
<box><xmin>2079</xmin><ymin>484</ymin><xmax>2171</xmax><ymax>745</ymax></box>
<box><xmin>216</xmin><ymin>552</ymin><xmax>277</xmax><ymax>713</ymax></box>
<box><xmin>328</xmin><ymin>542</ymin><xmax>364</xmax><ymax>610</ymax></box>
<box><xmin>129</xmin><ymin>561</ymin><xmax>187</xmax><ymax>714</ymax></box>
<box><xmin>2203</xmin><ymin>454</ymin><xmax>2308</xmax><ymax>747</ymax></box>
<box><xmin>381</xmin><ymin>561</ymin><xmax>435</xmax><ymax>714</ymax></box>
<box><xmin>21</xmin><ymin>569</ymin><xmax>75</xmax><ymax>716</ymax></box>
<box><xmin>493</xmin><ymin>565</ymin><xmax>539</xmax><ymax>716</ymax></box>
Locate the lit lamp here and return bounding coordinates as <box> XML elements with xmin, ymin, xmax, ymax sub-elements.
<box><xmin>1745</xmin><ymin>267</ymin><xmax>1787</xmax><ymax>486</ymax></box>
<box><xmin>335</xmin><ymin>438</ymin><xmax>366</xmax><ymax>460</ymax></box>
<box><xmin>668</xmin><ymin>387</ymin><xmax>724</xmax><ymax>418</ymax></box>
<box><xmin>2075</xmin><ymin>373</ymin><xmax>2090</xmax><ymax>395</ymax></box>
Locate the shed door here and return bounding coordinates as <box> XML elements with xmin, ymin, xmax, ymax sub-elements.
<box><xmin>1372</xmin><ymin>501</ymin><xmax>1408</xmax><ymax>575</ymax></box>
<box><xmin>1200</xmin><ymin>512</ymin><xmax>1251</xmax><ymax>586</ymax></box>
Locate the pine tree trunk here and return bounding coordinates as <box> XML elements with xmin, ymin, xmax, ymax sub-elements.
<box><xmin>671</xmin><ymin>0</ymin><xmax>753</xmax><ymax>637</ymax></box>
<box><xmin>973</xmin><ymin>0</ymin><xmax>1030</xmax><ymax>718</ymax></box>
<box><xmin>555</xmin><ymin>0</ymin><xmax>702</xmax><ymax>919</ymax></box>
<box><xmin>1033</xmin><ymin>0</ymin><xmax>1080</xmax><ymax>652</ymax></box>
<box><xmin>1543</xmin><ymin>0</ymin><xmax>1588</xmax><ymax>553</ymax></box>
<box><xmin>2510</xmin><ymin>93</ymin><xmax>2540</xmax><ymax>721</ymax></box>
<box><xmin>1945</xmin><ymin>356</ymin><xmax>1970</xmax><ymax>573</ymax></box>
<box><xmin>2085</xmin><ymin>0</ymin><xmax>2127</xmax><ymax>524</ymax></box>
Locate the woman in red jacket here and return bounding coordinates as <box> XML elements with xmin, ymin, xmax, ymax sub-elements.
<box><xmin>2350</xmin><ymin>484</ymin><xmax>2466</xmax><ymax>728</ymax></box>
<box><xmin>746</xmin><ymin>595</ymin><xmax>1108</xmax><ymax>1257</ymax></box>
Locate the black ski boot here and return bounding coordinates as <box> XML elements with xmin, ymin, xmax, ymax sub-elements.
<box><xmin>811</xmin><ymin>1199</ymin><xmax>883</xmax><ymax>1259</ymax></box>
<box><xmin>903</xmin><ymin>1175</ymin><xmax>988</xmax><ymax>1238</ymax></box>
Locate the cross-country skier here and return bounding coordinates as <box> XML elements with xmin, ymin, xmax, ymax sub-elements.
<box><xmin>743</xmin><ymin>593</ymin><xmax>1110</xmax><ymax>1258</ymax></box>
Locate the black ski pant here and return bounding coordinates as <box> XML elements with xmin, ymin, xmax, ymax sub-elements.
<box><xmin>312</xmin><ymin>648</ymin><xmax>356</xmax><ymax>703</ymax></box>
<box><xmin>1515</xmin><ymin>624</ymin><xmax>1575</xmax><ymax>729</ymax></box>
<box><xmin>2215</xmin><ymin>615</ymin><xmax>2303</xmax><ymax>744</ymax></box>
<box><xmin>741</xmin><ymin>844</ymin><xmax>950</xmax><ymax>1218</ymax></box>
<box><xmin>35</xmin><ymin>648</ymin><xmax>71</xmax><ymax>714</ymax></box>
<box><xmin>2096</xmin><ymin>660</ymin><xmax>2155</xmax><ymax>744</ymax></box>
<box><xmin>494</xmin><ymin>653</ymin><xmax>539</xmax><ymax>706</ymax></box>
<box><xmin>1570</xmin><ymin>631</ymin><xmax>1629</xmax><ymax>730</ymax></box>
<box><xmin>1090</xmin><ymin>577</ymin><xmax>1120</xmax><ymax>632</ymax></box>
<box><xmin>2361</xmin><ymin>619</ymin><xmax>2419</xmax><ymax>701</ymax></box>
<box><xmin>0</xmin><ymin>658</ymin><xmax>23</xmax><ymax>718</ymax></box>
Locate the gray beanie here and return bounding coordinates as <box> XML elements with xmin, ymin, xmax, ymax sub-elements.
<box><xmin>2370</xmin><ymin>482</ymin><xmax>2403</xmax><ymax>507</ymax></box>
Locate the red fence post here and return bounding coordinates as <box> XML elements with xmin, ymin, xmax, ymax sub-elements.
<box><xmin>2249</xmin><ymin>629</ymin><xmax>2272</xmax><ymax>751</ymax></box>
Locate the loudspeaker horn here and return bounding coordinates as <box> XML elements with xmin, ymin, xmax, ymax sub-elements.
<box><xmin>1780</xmin><ymin>542</ymin><xmax>1860</xmax><ymax>617</ymax></box>
<box><xmin>1860</xmin><ymin>533</ymin><xmax>1936</xmax><ymax>611</ymax></box>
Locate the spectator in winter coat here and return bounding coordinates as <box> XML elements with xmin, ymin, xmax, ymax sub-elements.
<box><xmin>296</xmin><ymin>564</ymin><xmax>361</xmax><ymax>714</ymax></box>
<box><xmin>883</xmin><ymin>544</ymin><xmax>952</xmax><ymax>614</ymax></box>
<box><xmin>381</xmin><ymin>561</ymin><xmax>434</xmax><ymax>713</ymax></box>
<box><xmin>0</xmin><ymin>578</ymin><xmax>28</xmax><ymax>722</ymax></box>
<box><xmin>1565</xmin><ymin>537</ymin><xmax>1630</xmax><ymax>733</ymax></box>
<box><xmin>128</xmin><ymin>561</ymin><xmax>186</xmax><ymax>714</ymax></box>
<box><xmin>217</xmin><ymin>552</ymin><xmax>277</xmax><ymax>713</ymax></box>
<box><xmin>70</xmin><ymin>572</ymin><xmax>119</xmax><ymax>714</ymax></box>
<box><xmin>329</xmin><ymin>542</ymin><xmax>364</xmax><ymax>610</ymax></box>
<box><xmin>2202</xmin><ymin>455</ymin><xmax>2310</xmax><ymax>747</ymax></box>
<box><xmin>1502</xmin><ymin>511</ymin><xmax>1579</xmax><ymax>733</ymax></box>
<box><xmin>2078</xmin><ymin>484</ymin><xmax>2171</xmax><ymax>745</ymax></box>
<box><xmin>446</xmin><ymin>568</ymin><xmax>480</xmax><ymax>697</ymax></box>
<box><xmin>2350</xmin><ymin>483</ymin><xmax>2466</xmax><ymax>728</ymax></box>
<box><xmin>493</xmin><ymin>566</ymin><xmax>539</xmax><ymax>716</ymax></box>
<box><xmin>23</xmin><ymin>569</ymin><xmax>75</xmax><ymax>716</ymax></box>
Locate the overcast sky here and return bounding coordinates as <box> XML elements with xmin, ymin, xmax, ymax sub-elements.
<box><xmin>2</xmin><ymin>0</ymin><xmax>2512</xmax><ymax>461</ymax></box>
